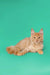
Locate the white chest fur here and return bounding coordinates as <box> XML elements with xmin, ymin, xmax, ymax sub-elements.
<box><xmin>25</xmin><ymin>44</ymin><xmax>43</xmax><ymax>52</ymax></box>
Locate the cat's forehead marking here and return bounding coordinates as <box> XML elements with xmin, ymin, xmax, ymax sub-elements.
<box><xmin>33</xmin><ymin>33</ymin><xmax>41</xmax><ymax>36</ymax></box>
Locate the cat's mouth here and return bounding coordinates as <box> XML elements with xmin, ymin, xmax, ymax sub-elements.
<box><xmin>34</xmin><ymin>41</ymin><xmax>40</xmax><ymax>44</ymax></box>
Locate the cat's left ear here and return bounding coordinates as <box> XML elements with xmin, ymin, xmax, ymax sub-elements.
<box><xmin>31</xmin><ymin>28</ymin><xmax>35</xmax><ymax>35</ymax></box>
<box><xmin>39</xmin><ymin>28</ymin><xmax>43</xmax><ymax>34</ymax></box>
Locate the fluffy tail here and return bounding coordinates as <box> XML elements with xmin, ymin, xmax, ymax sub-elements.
<box><xmin>6</xmin><ymin>46</ymin><xmax>21</xmax><ymax>55</ymax></box>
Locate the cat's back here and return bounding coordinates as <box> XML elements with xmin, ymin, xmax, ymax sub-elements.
<box><xmin>16</xmin><ymin>37</ymin><xmax>31</xmax><ymax>49</ymax></box>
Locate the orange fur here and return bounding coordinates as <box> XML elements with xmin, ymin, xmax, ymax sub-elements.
<box><xmin>6</xmin><ymin>28</ymin><xmax>43</xmax><ymax>56</ymax></box>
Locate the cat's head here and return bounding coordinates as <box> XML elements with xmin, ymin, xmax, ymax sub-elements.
<box><xmin>31</xmin><ymin>28</ymin><xmax>43</xmax><ymax>44</ymax></box>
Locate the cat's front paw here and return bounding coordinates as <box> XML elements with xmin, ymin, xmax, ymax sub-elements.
<box><xmin>38</xmin><ymin>50</ymin><xmax>43</xmax><ymax>55</ymax></box>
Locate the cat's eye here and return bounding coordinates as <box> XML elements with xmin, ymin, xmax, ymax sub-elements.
<box><xmin>34</xmin><ymin>37</ymin><xmax>36</xmax><ymax>38</ymax></box>
<box><xmin>38</xmin><ymin>37</ymin><xmax>40</xmax><ymax>39</ymax></box>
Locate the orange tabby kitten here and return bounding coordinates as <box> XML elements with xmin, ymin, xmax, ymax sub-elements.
<box><xmin>6</xmin><ymin>28</ymin><xmax>43</xmax><ymax>56</ymax></box>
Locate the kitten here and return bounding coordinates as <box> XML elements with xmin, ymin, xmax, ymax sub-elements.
<box><xmin>6</xmin><ymin>28</ymin><xmax>43</xmax><ymax>56</ymax></box>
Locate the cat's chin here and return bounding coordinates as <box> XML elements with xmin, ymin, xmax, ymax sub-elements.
<box><xmin>34</xmin><ymin>42</ymin><xmax>40</xmax><ymax>45</ymax></box>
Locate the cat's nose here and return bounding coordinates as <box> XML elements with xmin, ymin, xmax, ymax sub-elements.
<box><xmin>36</xmin><ymin>40</ymin><xmax>38</xmax><ymax>42</ymax></box>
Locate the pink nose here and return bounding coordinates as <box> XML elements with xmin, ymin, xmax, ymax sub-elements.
<box><xmin>36</xmin><ymin>40</ymin><xmax>38</xmax><ymax>42</ymax></box>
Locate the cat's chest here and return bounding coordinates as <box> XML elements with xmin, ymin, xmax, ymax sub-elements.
<box><xmin>28</xmin><ymin>45</ymin><xmax>37</xmax><ymax>52</ymax></box>
<box><xmin>26</xmin><ymin>44</ymin><xmax>43</xmax><ymax>52</ymax></box>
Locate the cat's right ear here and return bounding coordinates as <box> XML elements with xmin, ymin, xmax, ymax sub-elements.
<box><xmin>31</xmin><ymin>28</ymin><xmax>35</xmax><ymax>35</ymax></box>
<box><xmin>39</xmin><ymin>28</ymin><xmax>43</xmax><ymax>35</ymax></box>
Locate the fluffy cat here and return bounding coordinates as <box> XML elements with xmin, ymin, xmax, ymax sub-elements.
<box><xmin>6</xmin><ymin>28</ymin><xmax>43</xmax><ymax>56</ymax></box>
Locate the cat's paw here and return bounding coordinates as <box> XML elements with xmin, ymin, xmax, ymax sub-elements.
<box><xmin>16</xmin><ymin>53</ymin><xmax>23</xmax><ymax>56</ymax></box>
<box><xmin>38</xmin><ymin>50</ymin><xmax>43</xmax><ymax>55</ymax></box>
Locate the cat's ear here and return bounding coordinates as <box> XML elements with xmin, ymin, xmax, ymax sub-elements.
<box><xmin>31</xmin><ymin>28</ymin><xmax>35</xmax><ymax>35</ymax></box>
<box><xmin>39</xmin><ymin>28</ymin><xmax>43</xmax><ymax>34</ymax></box>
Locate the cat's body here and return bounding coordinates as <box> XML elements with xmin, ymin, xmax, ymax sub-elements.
<box><xmin>7</xmin><ymin>29</ymin><xmax>43</xmax><ymax>56</ymax></box>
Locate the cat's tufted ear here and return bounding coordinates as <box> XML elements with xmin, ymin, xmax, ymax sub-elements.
<box><xmin>39</xmin><ymin>28</ymin><xmax>43</xmax><ymax>34</ymax></box>
<box><xmin>31</xmin><ymin>28</ymin><xmax>35</xmax><ymax>35</ymax></box>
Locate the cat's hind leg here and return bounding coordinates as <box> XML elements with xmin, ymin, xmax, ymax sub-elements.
<box><xmin>16</xmin><ymin>49</ymin><xmax>28</xmax><ymax>56</ymax></box>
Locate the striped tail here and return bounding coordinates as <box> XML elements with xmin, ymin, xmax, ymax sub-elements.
<box><xmin>6</xmin><ymin>46</ymin><xmax>21</xmax><ymax>55</ymax></box>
